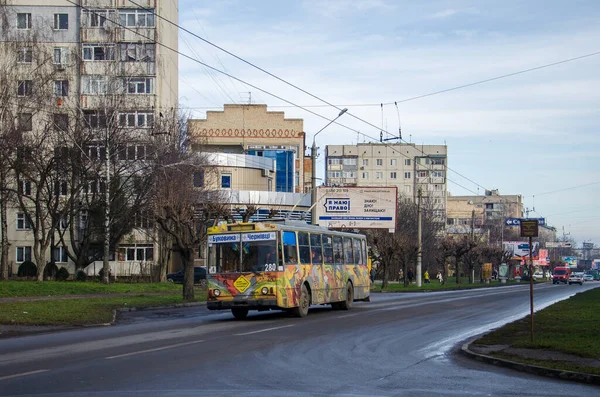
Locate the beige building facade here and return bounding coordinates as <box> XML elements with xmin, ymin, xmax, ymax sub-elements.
<box><xmin>1</xmin><ymin>0</ymin><xmax>178</xmax><ymax>275</ymax></box>
<box><xmin>325</xmin><ymin>143</ymin><xmax>448</xmax><ymax>219</ymax></box>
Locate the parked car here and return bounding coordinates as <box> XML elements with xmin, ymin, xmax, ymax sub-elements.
<box><xmin>166</xmin><ymin>267</ymin><xmax>206</xmax><ymax>284</ymax></box>
<box><xmin>532</xmin><ymin>271</ymin><xmax>544</xmax><ymax>280</ymax></box>
<box><xmin>583</xmin><ymin>274</ymin><xmax>594</xmax><ymax>282</ymax></box>
<box><xmin>568</xmin><ymin>272</ymin><xmax>584</xmax><ymax>285</ymax></box>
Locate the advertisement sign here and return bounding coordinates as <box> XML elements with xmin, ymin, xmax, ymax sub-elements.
<box><xmin>562</xmin><ymin>256</ymin><xmax>578</xmax><ymax>268</ymax></box>
<box><xmin>533</xmin><ymin>249</ymin><xmax>549</xmax><ymax>266</ymax></box>
<box><xmin>482</xmin><ymin>263</ymin><xmax>493</xmax><ymax>280</ymax></box>
<box><xmin>520</xmin><ymin>219</ymin><xmax>539</xmax><ymax>237</ymax></box>
<box><xmin>546</xmin><ymin>241</ymin><xmax>572</xmax><ymax>248</ymax></box>
<box><xmin>504</xmin><ymin>241</ymin><xmax>539</xmax><ymax>260</ymax></box>
<box><xmin>498</xmin><ymin>263</ymin><xmax>509</xmax><ymax>279</ymax></box>
<box><xmin>593</xmin><ymin>259</ymin><xmax>600</xmax><ymax>270</ymax></box>
<box><xmin>315</xmin><ymin>186</ymin><xmax>397</xmax><ymax>230</ymax></box>
<box><xmin>505</xmin><ymin>218</ymin><xmax>545</xmax><ymax>227</ymax></box>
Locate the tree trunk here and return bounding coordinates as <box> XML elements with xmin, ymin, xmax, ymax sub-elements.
<box><xmin>380</xmin><ymin>261</ymin><xmax>389</xmax><ymax>290</ymax></box>
<box><xmin>182</xmin><ymin>248</ymin><xmax>195</xmax><ymax>301</ymax></box>
<box><xmin>455</xmin><ymin>259</ymin><xmax>460</xmax><ymax>284</ymax></box>
<box><xmin>0</xmin><ymin>195</ymin><xmax>9</xmax><ymax>280</ymax></box>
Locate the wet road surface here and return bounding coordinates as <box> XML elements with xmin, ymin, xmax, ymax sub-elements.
<box><xmin>1</xmin><ymin>282</ymin><xmax>599</xmax><ymax>396</ymax></box>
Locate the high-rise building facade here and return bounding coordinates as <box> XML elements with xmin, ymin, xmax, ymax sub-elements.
<box><xmin>325</xmin><ymin>143</ymin><xmax>448</xmax><ymax>219</ymax></box>
<box><xmin>0</xmin><ymin>1</ymin><xmax>178</xmax><ymax>275</ymax></box>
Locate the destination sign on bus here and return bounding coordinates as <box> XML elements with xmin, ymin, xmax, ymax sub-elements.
<box><xmin>241</xmin><ymin>232</ymin><xmax>277</xmax><ymax>242</ymax></box>
<box><xmin>208</xmin><ymin>234</ymin><xmax>240</xmax><ymax>244</ymax></box>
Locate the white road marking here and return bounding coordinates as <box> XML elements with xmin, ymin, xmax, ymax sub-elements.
<box><xmin>336</xmin><ymin>313</ymin><xmax>360</xmax><ymax>319</ymax></box>
<box><xmin>234</xmin><ymin>324</ymin><xmax>294</xmax><ymax>336</ymax></box>
<box><xmin>0</xmin><ymin>369</ymin><xmax>49</xmax><ymax>381</ymax></box>
<box><xmin>105</xmin><ymin>340</ymin><xmax>204</xmax><ymax>360</ymax></box>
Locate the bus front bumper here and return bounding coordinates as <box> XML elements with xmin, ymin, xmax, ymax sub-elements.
<box><xmin>207</xmin><ymin>299</ymin><xmax>278</xmax><ymax>311</ymax></box>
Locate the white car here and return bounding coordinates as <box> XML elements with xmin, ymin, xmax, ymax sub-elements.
<box><xmin>583</xmin><ymin>274</ymin><xmax>594</xmax><ymax>282</ymax></box>
<box><xmin>532</xmin><ymin>271</ymin><xmax>544</xmax><ymax>280</ymax></box>
<box><xmin>568</xmin><ymin>273</ymin><xmax>584</xmax><ymax>285</ymax></box>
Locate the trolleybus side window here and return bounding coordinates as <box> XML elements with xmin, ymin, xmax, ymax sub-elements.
<box><xmin>282</xmin><ymin>231</ymin><xmax>298</xmax><ymax>265</ymax></box>
<box><xmin>361</xmin><ymin>240</ymin><xmax>367</xmax><ymax>265</ymax></box>
<box><xmin>323</xmin><ymin>235</ymin><xmax>334</xmax><ymax>265</ymax></box>
<box><xmin>310</xmin><ymin>233</ymin><xmax>323</xmax><ymax>264</ymax></box>
<box><xmin>333</xmin><ymin>236</ymin><xmax>344</xmax><ymax>265</ymax></box>
<box><xmin>298</xmin><ymin>232</ymin><xmax>311</xmax><ymax>264</ymax></box>
<box><xmin>343</xmin><ymin>237</ymin><xmax>354</xmax><ymax>264</ymax></box>
<box><xmin>353</xmin><ymin>238</ymin><xmax>362</xmax><ymax>265</ymax></box>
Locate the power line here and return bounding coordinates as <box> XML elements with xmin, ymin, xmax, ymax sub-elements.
<box><xmin>528</xmin><ymin>181</ymin><xmax>600</xmax><ymax>197</ymax></box>
<box><xmin>66</xmin><ymin>1</ymin><xmax>481</xmax><ymax>196</ymax></box>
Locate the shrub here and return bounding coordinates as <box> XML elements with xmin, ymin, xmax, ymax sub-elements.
<box><xmin>56</xmin><ymin>267</ymin><xmax>70</xmax><ymax>281</ymax></box>
<box><xmin>17</xmin><ymin>261</ymin><xmax>37</xmax><ymax>277</ymax></box>
<box><xmin>76</xmin><ymin>270</ymin><xmax>87</xmax><ymax>281</ymax></box>
<box><xmin>44</xmin><ymin>262</ymin><xmax>59</xmax><ymax>280</ymax></box>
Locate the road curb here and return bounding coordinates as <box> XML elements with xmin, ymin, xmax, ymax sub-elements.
<box><xmin>460</xmin><ymin>337</ymin><xmax>600</xmax><ymax>385</ymax></box>
<box><xmin>115</xmin><ymin>301</ymin><xmax>206</xmax><ymax>313</ymax></box>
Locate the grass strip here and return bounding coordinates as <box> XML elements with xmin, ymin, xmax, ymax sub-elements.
<box><xmin>0</xmin><ymin>291</ymin><xmax>207</xmax><ymax>326</ymax></box>
<box><xmin>374</xmin><ymin>278</ymin><xmax>538</xmax><ymax>292</ymax></box>
<box><xmin>0</xmin><ymin>281</ymin><xmax>182</xmax><ymax>298</ymax></box>
<box><xmin>473</xmin><ymin>287</ymin><xmax>600</xmax><ymax>375</ymax></box>
<box><xmin>491</xmin><ymin>352</ymin><xmax>600</xmax><ymax>376</ymax></box>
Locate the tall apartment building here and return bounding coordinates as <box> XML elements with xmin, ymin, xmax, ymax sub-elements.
<box><xmin>325</xmin><ymin>143</ymin><xmax>448</xmax><ymax>219</ymax></box>
<box><xmin>0</xmin><ymin>1</ymin><xmax>178</xmax><ymax>275</ymax></box>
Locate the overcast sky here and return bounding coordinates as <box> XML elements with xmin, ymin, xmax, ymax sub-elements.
<box><xmin>177</xmin><ymin>0</ymin><xmax>600</xmax><ymax>245</ymax></box>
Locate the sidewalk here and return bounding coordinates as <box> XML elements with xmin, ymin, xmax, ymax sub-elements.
<box><xmin>461</xmin><ymin>338</ymin><xmax>600</xmax><ymax>385</ymax></box>
<box><xmin>0</xmin><ymin>291</ymin><xmax>177</xmax><ymax>304</ymax></box>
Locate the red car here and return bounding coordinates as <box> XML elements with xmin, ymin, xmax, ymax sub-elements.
<box><xmin>552</xmin><ymin>266</ymin><xmax>571</xmax><ymax>284</ymax></box>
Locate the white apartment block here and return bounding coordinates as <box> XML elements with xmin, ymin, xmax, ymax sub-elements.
<box><xmin>0</xmin><ymin>0</ymin><xmax>178</xmax><ymax>276</ymax></box>
<box><xmin>325</xmin><ymin>143</ymin><xmax>448</xmax><ymax>219</ymax></box>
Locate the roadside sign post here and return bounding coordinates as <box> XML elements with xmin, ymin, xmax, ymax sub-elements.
<box><xmin>520</xmin><ymin>219</ymin><xmax>539</xmax><ymax>344</ymax></box>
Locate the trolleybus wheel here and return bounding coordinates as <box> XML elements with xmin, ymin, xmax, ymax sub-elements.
<box><xmin>339</xmin><ymin>281</ymin><xmax>354</xmax><ymax>311</ymax></box>
<box><xmin>292</xmin><ymin>284</ymin><xmax>310</xmax><ymax>318</ymax></box>
<box><xmin>231</xmin><ymin>308</ymin><xmax>249</xmax><ymax>320</ymax></box>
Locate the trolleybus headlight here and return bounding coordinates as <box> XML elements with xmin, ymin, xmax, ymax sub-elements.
<box><xmin>213</xmin><ymin>289</ymin><xmax>221</xmax><ymax>297</ymax></box>
<box><xmin>261</xmin><ymin>287</ymin><xmax>269</xmax><ymax>295</ymax></box>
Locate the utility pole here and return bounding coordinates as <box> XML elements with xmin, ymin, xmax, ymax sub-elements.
<box><xmin>102</xmin><ymin>130</ymin><xmax>110</xmax><ymax>284</ymax></box>
<box><xmin>416</xmin><ymin>187</ymin><xmax>422</xmax><ymax>287</ymax></box>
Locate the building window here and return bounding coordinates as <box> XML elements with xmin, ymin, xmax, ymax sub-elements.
<box><xmin>119</xmin><ymin>43</ymin><xmax>155</xmax><ymax>62</ymax></box>
<box><xmin>404</xmin><ymin>172</ymin><xmax>411</xmax><ymax>179</ymax></box>
<box><xmin>328</xmin><ymin>171</ymin><xmax>341</xmax><ymax>178</ymax></box>
<box><xmin>17</xmin><ymin>13</ymin><xmax>32</xmax><ymax>30</ymax></box>
<box><xmin>362</xmin><ymin>172</ymin><xmax>368</xmax><ymax>179</ymax></box>
<box><xmin>376</xmin><ymin>172</ymin><xmax>383</xmax><ymax>179</ymax></box>
<box><xmin>18</xmin><ymin>113</ymin><xmax>32</xmax><ymax>131</ymax></box>
<box><xmin>53</xmin><ymin>114</ymin><xmax>68</xmax><ymax>131</ymax></box>
<box><xmin>82</xmin><ymin>9</ymin><xmax>116</xmax><ymax>27</ymax></box>
<box><xmin>53</xmin><ymin>13</ymin><xmax>69</xmax><ymax>30</ymax></box>
<box><xmin>432</xmin><ymin>171</ymin><xmax>444</xmax><ymax>178</ymax></box>
<box><xmin>362</xmin><ymin>159</ymin><xmax>368</xmax><ymax>166</ymax></box>
<box><xmin>17</xmin><ymin>47</ymin><xmax>32</xmax><ymax>63</ymax></box>
<box><xmin>83</xmin><ymin>144</ymin><xmax>106</xmax><ymax>160</ymax></box>
<box><xmin>343</xmin><ymin>171</ymin><xmax>356</xmax><ymax>178</ymax></box>
<box><xmin>486</xmin><ymin>203</ymin><xmax>494</xmax><ymax>209</ymax></box>
<box><xmin>118</xmin><ymin>111</ymin><xmax>154</xmax><ymax>128</ymax></box>
<box><xmin>417</xmin><ymin>171</ymin><xmax>427</xmax><ymax>178</ymax></box>
<box><xmin>193</xmin><ymin>171</ymin><xmax>204</xmax><ymax>188</ymax></box>
<box><xmin>376</xmin><ymin>159</ymin><xmax>383</xmax><ymax>166</ymax></box>
<box><xmin>117</xmin><ymin>145</ymin><xmax>149</xmax><ymax>161</ymax></box>
<box><xmin>19</xmin><ymin>180</ymin><xmax>31</xmax><ymax>195</ymax></box>
<box><xmin>390</xmin><ymin>159</ymin><xmax>397</xmax><ymax>166</ymax></box>
<box><xmin>134</xmin><ymin>212</ymin><xmax>154</xmax><ymax>229</ymax></box>
<box><xmin>82</xmin><ymin>44</ymin><xmax>115</xmax><ymax>61</ymax></box>
<box><xmin>221</xmin><ymin>174</ymin><xmax>231</xmax><ymax>188</ymax></box>
<box><xmin>119</xmin><ymin>245</ymin><xmax>154</xmax><ymax>262</ymax></box>
<box><xmin>16</xmin><ymin>246</ymin><xmax>32</xmax><ymax>263</ymax></box>
<box><xmin>54</xmin><ymin>246</ymin><xmax>68</xmax><ymax>263</ymax></box>
<box><xmin>404</xmin><ymin>159</ymin><xmax>411</xmax><ymax>166</ymax></box>
<box><xmin>342</xmin><ymin>158</ymin><xmax>357</xmax><ymax>166</ymax></box>
<box><xmin>81</xmin><ymin>76</ymin><xmax>108</xmax><ymax>95</ymax></box>
<box><xmin>432</xmin><ymin>158</ymin><xmax>445</xmax><ymax>165</ymax></box>
<box><xmin>327</xmin><ymin>158</ymin><xmax>341</xmax><ymax>166</ymax></box>
<box><xmin>123</xmin><ymin>77</ymin><xmax>153</xmax><ymax>94</ymax></box>
<box><xmin>16</xmin><ymin>213</ymin><xmax>32</xmax><ymax>230</ymax></box>
<box><xmin>54</xmin><ymin>80</ymin><xmax>69</xmax><ymax>97</ymax></box>
<box><xmin>405</xmin><ymin>185</ymin><xmax>411</xmax><ymax>194</ymax></box>
<box><xmin>83</xmin><ymin>111</ymin><xmax>107</xmax><ymax>129</ymax></box>
<box><xmin>119</xmin><ymin>9</ymin><xmax>155</xmax><ymax>27</ymax></box>
<box><xmin>53</xmin><ymin>47</ymin><xmax>68</xmax><ymax>66</ymax></box>
<box><xmin>54</xmin><ymin>180</ymin><xmax>68</xmax><ymax>196</ymax></box>
<box><xmin>17</xmin><ymin>80</ymin><xmax>32</xmax><ymax>97</ymax></box>
<box><xmin>390</xmin><ymin>172</ymin><xmax>397</xmax><ymax>179</ymax></box>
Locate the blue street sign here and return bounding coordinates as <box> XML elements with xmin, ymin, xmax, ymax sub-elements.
<box><xmin>505</xmin><ymin>218</ymin><xmax>546</xmax><ymax>227</ymax></box>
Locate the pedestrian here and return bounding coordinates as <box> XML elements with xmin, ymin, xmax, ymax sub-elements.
<box><xmin>424</xmin><ymin>270</ymin><xmax>430</xmax><ymax>284</ymax></box>
<box><xmin>407</xmin><ymin>268</ymin><xmax>414</xmax><ymax>283</ymax></box>
<box><xmin>370</xmin><ymin>267</ymin><xmax>376</xmax><ymax>283</ymax></box>
<box><xmin>436</xmin><ymin>271</ymin><xmax>443</xmax><ymax>283</ymax></box>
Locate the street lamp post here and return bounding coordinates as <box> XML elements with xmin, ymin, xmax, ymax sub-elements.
<box><xmin>311</xmin><ymin>108</ymin><xmax>348</xmax><ymax>225</ymax></box>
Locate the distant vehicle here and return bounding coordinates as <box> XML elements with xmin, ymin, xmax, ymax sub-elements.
<box><xmin>583</xmin><ymin>274</ymin><xmax>594</xmax><ymax>282</ymax></box>
<box><xmin>532</xmin><ymin>271</ymin><xmax>544</xmax><ymax>280</ymax></box>
<box><xmin>552</xmin><ymin>266</ymin><xmax>571</xmax><ymax>284</ymax></box>
<box><xmin>166</xmin><ymin>267</ymin><xmax>206</xmax><ymax>284</ymax></box>
<box><xmin>568</xmin><ymin>273</ymin><xmax>584</xmax><ymax>285</ymax></box>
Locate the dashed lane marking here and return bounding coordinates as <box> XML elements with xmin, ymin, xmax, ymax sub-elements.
<box><xmin>234</xmin><ymin>324</ymin><xmax>294</xmax><ymax>336</ymax></box>
<box><xmin>0</xmin><ymin>369</ymin><xmax>49</xmax><ymax>381</ymax></box>
<box><xmin>105</xmin><ymin>340</ymin><xmax>204</xmax><ymax>360</ymax></box>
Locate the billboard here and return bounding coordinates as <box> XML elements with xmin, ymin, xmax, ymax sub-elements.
<box><xmin>503</xmin><ymin>241</ymin><xmax>539</xmax><ymax>260</ymax></box>
<box><xmin>546</xmin><ymin>241</ymin><xmax>572</xmax><ymax>248</ymax></box>
<box><xmin>505</xmin><ymin>218</ymin><xmax>545</xmax><ymax>227</ymax></box>
<box><xmin>562</xmin><ymin>256</ymin><xmax>578</xmax><ymax>268</ymax></box>
<box><xmin>593</xmin><ymin>259</ymin><xmax>600</xmax><ymax>270</ymax></box>
<box><xmin>314</xmin><ymin>186</ymin><xmax>397</xmax><ymax>230</ymax></box>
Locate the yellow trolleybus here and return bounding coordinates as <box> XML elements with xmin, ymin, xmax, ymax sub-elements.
<box><xmin>206</xmin><ymin>220</ymin><xmax>370</xmax><ymax>319</ymax></box>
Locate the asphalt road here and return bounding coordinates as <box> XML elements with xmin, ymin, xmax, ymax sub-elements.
<box><xmin>1</xmin><ymin>282</ymin><xmax>599</xmax><ymax>396</ymax></box>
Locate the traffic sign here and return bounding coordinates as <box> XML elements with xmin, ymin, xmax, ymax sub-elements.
<box><xmin>505</xmin><ymin>218</ymin><xmax>546</xmax><ymax>227</ymax></box>
<box><xmin>520</xmin><ymin>219</ymin><xmax>539</xmax><ymax>237</ymax></box>
<box><xmin>546</xmin><ymin>242</ymin><xmax>572</xmax><ymax>248</ymax></box>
